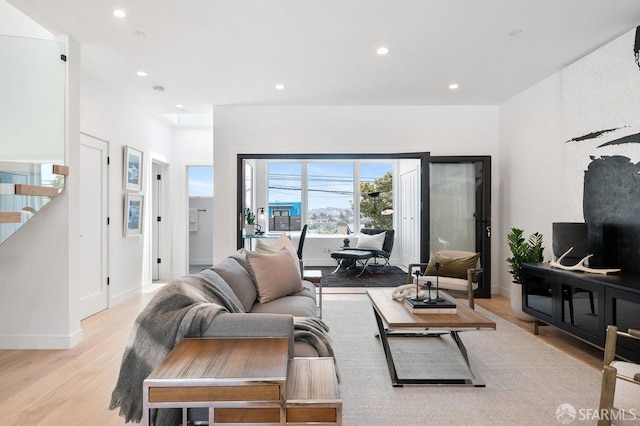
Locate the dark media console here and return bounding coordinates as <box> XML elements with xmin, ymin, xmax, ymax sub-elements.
<box><xmin>522</xmin><ymin>263</ymin><xmax>640</xmax><ymax>363</ymax></box>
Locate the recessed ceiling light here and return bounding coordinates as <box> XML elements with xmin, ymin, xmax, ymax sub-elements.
<box><xmin>449</xmin><ymin>83</ymin><xmax>459</xmax><ymax>90</ymax></box>
<box><xmin>133</xmin><ymin>31</ymin><xmax>146</xmax><ymax>39</ymax></box>
<box><xmin>376</xmin><ymin>46</ymin><xmax>389</xmax><ymax>56</ymax></box>
<box><xmin>113</xmin><ymin>9</ymin><xmax>126</xmax><ymax>18</ymax></box>
<box><xmin>176</xmin><ymin>104</ymin><xmax>184</xmax><ymax>109</ymax></box>
<box><xmin>136</xmin><ymin>71</ymin><xmax>147</xmax><ymax>77</ymax></box>
<box><xmin>275</xmin><ymin>84</ymin><xmax>285</xmax><ymax>90</ymax></box>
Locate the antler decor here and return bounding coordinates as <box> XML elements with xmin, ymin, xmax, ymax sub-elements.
<box><xmin>549</xmin><ymin>247</ymin><xmax>621</xmax><ymax>275</ymax></box>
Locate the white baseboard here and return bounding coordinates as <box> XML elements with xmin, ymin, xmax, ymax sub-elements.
<box><xmin>498</xmin><ymin>286</ymin><xmax>511</xmax><ymax>298</ymax></box>
<box><xmin>110</xmin><ymin>285</ymin><xmax>142</xmax><ymax>307</ymax></box>
<box><xmin>0</xmin><ymin>328</ymin><xmax>83</xmax><ymax>349</ymax></box>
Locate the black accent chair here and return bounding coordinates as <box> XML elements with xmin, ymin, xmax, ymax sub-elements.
<box><xmin>330</xmin><ymin>228</ymin><xmax>395</xmax><ymax>276</ymax></box>
<box><xmin>297</xmin><ymin>224</ymin><xmax>308</xmax><ymax>260</ymax></box>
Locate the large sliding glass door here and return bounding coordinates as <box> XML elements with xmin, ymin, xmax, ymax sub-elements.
<box><xmin>430</xmin><ymin>156</ymin><xmax>491</xmax><ymax>298</ymax></box>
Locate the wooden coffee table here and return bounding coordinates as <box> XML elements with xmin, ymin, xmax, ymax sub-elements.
<box><xmin>367</xmin><ymin>288</ymin><xmax>496</xmax><ymax>387</ymax></box>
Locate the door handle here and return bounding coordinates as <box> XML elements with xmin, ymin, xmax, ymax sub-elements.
<box><xmin>486</xmin><ymin>225</ymin><xmax>491</xmax><ymax>238</ymax></box>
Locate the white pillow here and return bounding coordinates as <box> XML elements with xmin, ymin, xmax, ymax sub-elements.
<box><xmin>254</xmin><ymin>234</ymin><xmax>301</xmax><ymax>276</ymax></box>
<box><xmin>356</xmin><ymin>232</ymin><xmax>386</xmax><ymax>251</ymax></box>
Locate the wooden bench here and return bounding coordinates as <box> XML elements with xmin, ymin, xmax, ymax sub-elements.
<box><xmin>286</xmin><ymin>357</ymin><xmax>342</xmax><ymax>425</ymax></box>
<box><xmin>142</xmin><ymin>338</ymin><xmax>341</xmax><ymax>425</ymax></box>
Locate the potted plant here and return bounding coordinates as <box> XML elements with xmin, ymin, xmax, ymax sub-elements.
<box><xmin>507</xmin><ymin>227</ymin><xmax>544</xmax><ymax>321</ymax></box>
<box><xmin>244</xmin><ymin>208</ymin><xmax>256</xmax><ymax>236</ymax></box>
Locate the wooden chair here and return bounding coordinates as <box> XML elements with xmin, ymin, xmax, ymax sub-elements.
<box><xmin>406</xmin><ymin>250</ymin><xmax>482</xmax><ymax>309</ymax></box>
<box><xmin>598</xmin><ymin>325</ymin><xmax>640</xmax><ymax>426</ymax></box>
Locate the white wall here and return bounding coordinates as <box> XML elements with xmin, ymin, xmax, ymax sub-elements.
<box><xmin>170</xmin><ymin>127</ymin><xmax>214</xmax><ymax>278</ymax></box>
<box><xmin>498</xmin><ymin>73</ymin><xmax>564</xmax><ymax>296</ymax></box>
<box><xmin>213</xmin><ymin>106</ymin><xmax>501</xmax><ymax>290</ymax></box>
<box><xmin>189</xmin><ymin>197</ymin><xmax>214</xmax><ymax>265</ymax></box>
<box><xmin>80</xmin><ymin>74</ymin><xmax>173</xmax><ymax>304</ymax></box>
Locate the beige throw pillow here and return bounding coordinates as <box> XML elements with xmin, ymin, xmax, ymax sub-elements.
<box><xmin>356</xmin><ymin>232</ymin><xmax>386</xmax><ymax>251</ymax></box>
<box><xmin>254</xmin><ymin>234</ymin><xmax>301</xmax><ymax>276</ymax></box>
<box><xmin>425</xmin><ymin>252</ymin><xmax>480</xmax><ymax>279</ymax></box>
<box><xmin>246</xmin><ymin>248</ymin><xmax>304</xmax><ymax>304</ymax></box>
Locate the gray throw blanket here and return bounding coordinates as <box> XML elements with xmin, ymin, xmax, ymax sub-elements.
<box><xmin>294</xmin><ymin>316</ymin><xmax>340</xmax><ymax>381</ymax></box>
<box><xmin>109</xmin><ymin>274</ymin><xmax>241</xmax><ymax>423</ymax></box>
<box><xmin>110</xmin><ymin>273</ymin><xmax>335</xmax><ymax>424</ymax></box>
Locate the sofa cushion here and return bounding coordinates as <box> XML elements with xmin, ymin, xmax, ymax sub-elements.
<box><xmin>426</xmin><ymin>252</ymin><xmax>480</xmax><ymax>279</ymax></box>
<box><xmin>416</xmin><ymin>275</ymin><xmax>479</xmax><ymax>292</ymax></box>
<box><xmin>356</xmin><ymin>231</ymin><xmax>386</xmax><ymax>251</ymax></box>
<box><xmin>295</xmin><ymin>281</ymin><xmax>317</xmax><ymax>301</ymax></box>
<box><xmin>196</xmin><ymin>269</ymin><xmax>246</xmax><ymax>313</ymax></box>
<box><xmin>246</xmin><ymin>249</ymin><xmax>304</xmax><ymax>304</ymax></box>
<box><xmin>210</xmin><ymin>255</ymin><xmax>257</xmax><ymax>312</ymax></box>
<box><xmin>249</xmin><ymin>294</ymin><xmax>317</xmax><ymax>317</ymax></box>
<box><xmin>255</xmin><ymin>234</ymin><xmax>301</xmax><ymax>277</ymax></box>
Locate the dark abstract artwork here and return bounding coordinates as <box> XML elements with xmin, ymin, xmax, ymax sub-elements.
<box><xmin>583</xmin><ymin>156</ymin><xmax>640</xmax><ymax>273</ymax></box>
<box><xmin>565</xmin><ymin>128</ymin><xmax>623</xmax><ymax>143</ymax></box>
<box><xmin>563</xmin><ymin>25</ymin><xmax>640</xmax><ymax>273</ymax></box>
<box><xmin>564</xmin><ymin>128</ymin><xmax>640</xmax><ymax>148</ymax></box>
<box><xmin>635</xmin><ymin>25</ymin><xmax>640</xmax><ymax>70</ymax></box>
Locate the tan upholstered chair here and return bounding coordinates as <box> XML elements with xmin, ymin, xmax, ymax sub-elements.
<box><xmin>598</xmin><ymin>325</ymin><xmax>640</xmax><ymax>426</ymax></box>
<box><xmin>406</xmin><ymin>250</ymin><xmax>482</xmax><ymax>309</ymax></box>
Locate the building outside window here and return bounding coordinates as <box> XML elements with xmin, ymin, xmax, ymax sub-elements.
<box><xmin>268</xmin><ymin>162</ymin><xmax>302</xmax><ymax>232</ymax></box>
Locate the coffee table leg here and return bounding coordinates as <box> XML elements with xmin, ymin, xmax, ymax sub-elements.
<box><xmin>371</xmin><ymin>307</ymin><xmax>401</xmax><ymax>386</ymax></box>
<box><xmin>373</xmin><ymin>306</ymin><xmax>486</xmax><ymax>387</ymax></box>
<box><xmin>450</xmin><ymin>331</ymin><xmax>485</xmax><ymax>387</ymax></box>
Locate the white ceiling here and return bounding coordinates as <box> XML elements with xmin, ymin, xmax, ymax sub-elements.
<box><xmin>9</xmin><ymin>0</ymin><xmax>640</xmax><ymax>120</ymax></box>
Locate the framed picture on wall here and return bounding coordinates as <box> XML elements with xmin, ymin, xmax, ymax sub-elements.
<box><xmin>124</xmin><ymin>146</ymin><xmax>143</xmax><ymax>191</ymax></box>
<box><xmin>124</xmin><ymin>194</ymin><xmax>144</xmax><ymax>237</ymax></box>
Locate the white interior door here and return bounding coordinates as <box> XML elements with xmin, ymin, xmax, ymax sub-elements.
<box><xmin>152</xmin><ymin>162</ymin><xmax>160</xmax><ymax>280</ymax></box>
<box><xmin>79</xmin><ymin>134</ymin><xmax>108</xmax><ymax>319</ymax></box>
<box><xmin>400</xmin><ymin>168</ymin><xmax>420</xmax><ymax>266</ymax></box>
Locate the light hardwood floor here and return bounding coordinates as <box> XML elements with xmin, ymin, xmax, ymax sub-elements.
<box><xmin>0</xmin><ymin>287</ymin><xmax>604</xmax><ymax>425</ymax></box>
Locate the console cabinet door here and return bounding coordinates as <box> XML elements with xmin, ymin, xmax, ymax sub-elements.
<box><xmin>605</xmin><ymin>287</ymin><xmax>640</xmax><ymax>363</ymax></box>
<box><xmin>523</xmin><ymin>268</ymin><xmax>556</xmax><ymax>323</ymax></box>
<box><xmin>557</xmin><ymin>275</ymin><xmax>605</xmax><ymax>344</ymax></box>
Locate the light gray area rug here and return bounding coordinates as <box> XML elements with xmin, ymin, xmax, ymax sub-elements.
<box><xmin>322</xmin><ymin>296</ymin><xmax>603</xmax><ymax>426</ymax></box>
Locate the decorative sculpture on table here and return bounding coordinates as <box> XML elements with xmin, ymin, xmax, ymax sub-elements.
<box><xmin>424</xmin><ymin>281</ymin><xmax>435</xmax><ymax>304</ymax></box>
<box><xmin>411</xmin><ymin>270</ymin><xmax>425</xmax><ymax>301</ymax></box>
<box><xmin>549</xmin><ymin>247</ymin><xmax>621</xmax><ymax>275</ymax></box>
<box><xmin>434</xmin><ymin>262</ymin><xmax>445</xmax><ymax>302</ymax></box>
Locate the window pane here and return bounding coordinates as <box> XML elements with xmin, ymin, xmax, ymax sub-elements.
<box><xmin>188</xmin><ymin>166</ymin><xmax>214</xmax><ymax>197</ymax></box>
<box><xmin>308</xmin><ymin>163</ymin><xmax>354</xmax><ymax>235</ymax></box>
<box><xmin>268</xmin><ymin>163</ymin><xmax>302</xmax><ymax>232</ymax></box>
<box><xmin>430</xmin><ymin>163</ymin><xmax>475</xmax><ymax>251</ymax></box>
<box><xmin>360</xmin><ymin>163</ymin><xmax>393</xmax><ymax>229</ymax></box>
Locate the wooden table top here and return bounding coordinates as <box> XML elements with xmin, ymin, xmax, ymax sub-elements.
<box><xmin>367</xmin><ymin>289</ymin><xmax>496</xmax><ymax>330</ymax></box>
<box><xmin>146</xmin><ymin>337</ymin><xmax>289</xmax><ymax>383</ymax></box>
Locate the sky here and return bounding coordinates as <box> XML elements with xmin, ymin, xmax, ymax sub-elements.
<box><xmin>188</xmin><ymin>166</ymin><xmax>214</xmax><ymax>197</ymax></box>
